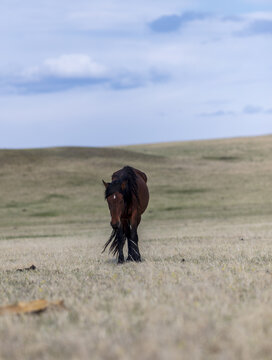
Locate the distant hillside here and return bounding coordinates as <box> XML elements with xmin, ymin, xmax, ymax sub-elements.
<box><xmin>0</xmin><ymin>135</ymin><xmax>272</xmax><ymax>232</ymax></box>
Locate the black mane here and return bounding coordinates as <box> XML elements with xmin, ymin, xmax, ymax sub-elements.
<box><xmin>105</xmin><ymin>166</ymin><xmax>139</xmax><ymax>206</ymax></box>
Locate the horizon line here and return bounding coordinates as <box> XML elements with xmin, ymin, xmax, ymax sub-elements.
<box><xmin>0</xmin><ymin>133</ymin><xmax>271</xmax><ymax>151</ymax></box>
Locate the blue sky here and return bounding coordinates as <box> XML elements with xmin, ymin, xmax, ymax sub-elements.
<box><xmin>1</xmin><ymin>0</ymin><xmax>272</xmax><ymax>148</ymax></box>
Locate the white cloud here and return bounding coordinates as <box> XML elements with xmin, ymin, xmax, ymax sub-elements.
<box><xmin>10</xmin><ymin>53</ymin><xmax>167</xmax><ymax>94</ymax></box>
<box><xmin>23</xmin><ymin>54</ymin><xmax>108</xmax><ymax>80</ymax></box>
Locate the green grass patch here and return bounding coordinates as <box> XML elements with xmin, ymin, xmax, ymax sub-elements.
<box><xmin>164</xmin><ymin>206</ymin><xmax>187</xmax><ymax>211</ymax></box>
<box><xmin>44</xmin><ymin>194</ymin><xmax>69</xmax><ymax>201</ymax></box>
<box><xmin>2</xmin><ymin>234</ymin><xmax>63</xmax><ymax>240</ymax></box>
<box><xmin>202</xmin><ymin>156</ymin><xmax>240</xmax><ymax>161</ymax></box>
<box><xmin>30</xmin><ymin>211</ymin><xmax>59</xmax><ymax>217</ymax></box>
<box><xmin>165</xmin><ymin>188</ymin><xmax>209</xmax><ymax>195</ymax></box>
<box><xmin>5</xmin><ymin>201</ymin><xmax>26</xmax><ymax>209</ymax></box>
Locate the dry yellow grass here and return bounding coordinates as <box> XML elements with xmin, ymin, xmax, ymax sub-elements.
<box><xmin>0</xmin><ymin>135</ymin><xmax>272</xmax><ymax>360</ymax></box>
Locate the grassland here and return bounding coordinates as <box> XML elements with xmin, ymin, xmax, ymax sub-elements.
<box><xmin>0</xmin><ymin>135</ymin><xmax>272</xmax><ymax>360</ymax></box>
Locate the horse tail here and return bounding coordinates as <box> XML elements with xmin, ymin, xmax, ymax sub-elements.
<box><xmin>102</xmin><ymin>229</ymin><xmax>122</xmax><ymax>256</ymax></box>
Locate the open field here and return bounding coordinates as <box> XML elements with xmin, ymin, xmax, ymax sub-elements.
<box><xmin>1</xmin><ymin>135</ymin><xmax>272</xmax><ymax>360</ymax></box>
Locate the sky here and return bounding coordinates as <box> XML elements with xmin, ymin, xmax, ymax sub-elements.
<box><xmin>1</xmin><ymin>0</ymin><xmax>272</xmax><ymax>148</ymax></box>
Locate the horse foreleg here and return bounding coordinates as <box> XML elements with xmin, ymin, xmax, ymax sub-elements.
<box><xmin>117</xmin><ymin>227</ymin><xmax>126</xmax><ymax>264</ymax></box>
<box><xmin>127</xmin><ymin>226</ymin><xmax>141</xmax><ymax>262</ymax></box>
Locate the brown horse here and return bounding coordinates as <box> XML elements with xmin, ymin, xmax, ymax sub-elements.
<box><xmin>102</xmin><ymin>166</ymin><xmax>149</xmax><ymax>263</ymax></box>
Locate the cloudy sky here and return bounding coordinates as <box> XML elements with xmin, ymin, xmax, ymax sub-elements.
<box><xmin>1</xmin><ymin>0</ymin><xmax>272</xmax><ymax>148</ymax></box>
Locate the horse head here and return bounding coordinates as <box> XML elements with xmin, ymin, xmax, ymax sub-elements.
<box><xmin>103</xmin><ymin>180</ymin><xmax>126</xmax><ymax>229</ymax></box>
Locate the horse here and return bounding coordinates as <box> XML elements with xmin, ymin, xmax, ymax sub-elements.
<box><xmin>102</xmin><ymin>166</ymin><xmax>149</xmax><ymax>264</ymax></box>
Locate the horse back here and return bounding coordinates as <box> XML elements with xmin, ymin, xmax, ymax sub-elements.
<box><xmin>111</xmin><ymin>167</ymin><xmax>149</xmax><ymax>215</ymax></box>
<box><xmin>111</xmin><ymin>167</ymin><xmax>147</xmax><ymax>183</ymax></box>
<box><xmin>134</xmin><ymin>169</ymin><xmax>147</xmax><ymax>183</ymax></box>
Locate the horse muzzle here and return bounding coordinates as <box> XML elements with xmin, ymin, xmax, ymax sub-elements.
<box><xmin>110</xmin><ymin>221</ymin><xmax>120</xmax><ymax>230</ymax></box>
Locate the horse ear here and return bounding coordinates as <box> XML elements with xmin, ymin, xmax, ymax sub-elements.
<box><xmin>102</xmin><ymin>180</ymin><xmax>109</xmax><ymax>188</ymax></box>
<box><xmin>121</xmin><ymin>180</ymin><xmax>127</xmax><ymax>191</ymax></box>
